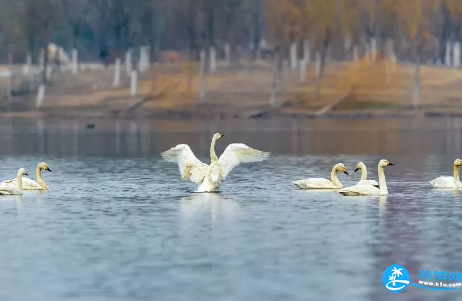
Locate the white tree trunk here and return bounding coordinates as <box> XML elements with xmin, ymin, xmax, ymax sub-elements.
<box><xmin>46</xmin><ymin>66</ymin><xmax>52</xmax><ymax>79</ymax></box>
<box><xmin>130</xmin><ymin>71</ymin><xmax>138</xmax><ymax>96</ymax></box>
<box><xmin>138</xmin><ymin>48</ymin><xmax>145</xmax><ymax>71</ymax></box>
<box><xmin>126</xmin><ymin>50</ymin><xmax>132</xmax><ymax>73</ymax></box>
<box><xmin>39</xmin><ymin>49</ymin><xmax>45</xmax><ymax>70</ymax></box>
<box><xmin>138</xmin><ymin>46</ymin><xmax>150</xmax><ymax>72</ymax></box>
<box><xmin>200</xmin><ymin>50</ymin><xmax>207</xmax><ymax>100</ymax></box>
<box><xmin>270</xmin><ymin>54</ymin><xmax>280</xmax><ymax>107</ymax></box>
<box><xmin>299</xmin><ymin>59</ymin><xmax>307</xmax><ymax>82</ymax></box>
<box><xmin>6</xmin><ymin>70</ymin><xmax>12</xmax><ymax>100</ymax></box>
<box><xmin>446</xmin><ymin>41</ymin><xmax>452</xmax><ymax>67</ymax></box>
<box><xmin>413</xmin><ymin>61</ymin><xmax>421</xmax><ymax>109</ymax></box>
<box><xmin>370</xmin><ymin>38</ymin><xmax>377</xmax><ymax>61</ymax></box>
<box><xmin>353</xmin><ymin>46</ymin><xmax>359</xmax><ymax>62</ymax></box>
<box><xmin>453</xmin><ymin>42</ymin><xmax>461</xmax><ymax>68</ymax></box>
<box><xmin>225</xmin><ymin>43</ymin><xmax>231</xmax><ymax>64</ymax></box>
<box><xmin>290</xmin><ymin>42</ymin><xmax>298</xmax><ymax>70</ymax></box>
<box><xmin>209</xmin><ymin>47</ymin><xmax>216</xmax><ymax>72</ymax></box>
<box><xmin>23</xmin><ymin>54</ymin><xmax>32</xmax><ymax>75</ymax></box>
<box><xmin>343</xmin><ymin>35</ymin><xmax>352</xmax><ymax>59</ymax></box>
<box><xmin>113</xmin><ymin>58</ymin><xmax>121</xmax><ymax>87</ymax></box>
<box><xmin>303</xmin><ymin>40</ymin><xmax>310</xmax><ymax>65</ymax></box>
<box><xmin>71</xmin><ymin>49</ymin><xmax>78</xmax><ymax>74</ymax></box>
<box><xmin>315</xmin><ymin>52</ymin><xmax>322</xmax><ymax>77</ymax></box>
<box><xmin>145</xmin><ymin>46</ymin><xmax>151</xmax><ymax>69</ymax></box>
<box><xmin>36</xmin><ymin>84</ymin><xmax>45</xmax><ymax>107</ymax></box>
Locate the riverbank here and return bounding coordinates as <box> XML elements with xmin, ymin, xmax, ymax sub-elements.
<box><xmin>2</xmin><ymin>59</ymin><xmax>462</xmax><ymax>120</ymax></box>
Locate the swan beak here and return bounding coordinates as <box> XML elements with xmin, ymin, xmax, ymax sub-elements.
<box><xmin>46</xmin><ymin>168</ymin><xmax>52</xmax><ymax>172</ymax></box>
<box><xmin>343</xmin><ymin>171</ymin><xmax>349</xmax><ymax>175</ymax></box>
<box><xmin>388</xmin><ymin>163</ymin><xmax>394</xmax><ymax>166</ymax></box>
<box><xmin>24</xmin><ymin>173</ymin><xmax>28</xmax><ymax>176</ymax></box>
<box><xmin>354</xmin><ymin>168</ymin><xmax>359</xmax><ymax>172</ymax></box>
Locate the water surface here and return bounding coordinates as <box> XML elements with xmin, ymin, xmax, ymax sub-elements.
<box><xmin>1</xmin><ymin>117</ymin><xmax>462</xmax><ymax>301</ymax></box>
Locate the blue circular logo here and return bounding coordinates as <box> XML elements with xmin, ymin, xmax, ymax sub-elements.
<box><xmin>383</xmin><ymin>265</ymin><xmax>410</xmax><ymax>293</ymax></box>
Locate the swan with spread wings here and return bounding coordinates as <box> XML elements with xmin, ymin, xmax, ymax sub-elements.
<box><xmin>161</xmin><ymin>133</ymin><xmax>270</xmax><ymax>192</ymax></box>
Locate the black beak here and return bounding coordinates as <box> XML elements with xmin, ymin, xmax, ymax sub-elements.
<box><xmin>344</xmin><ymin>171</ymin><xmax>349</xmax><ymax>175</ymax></box>
<box><xmin>221</xmin><ymin>134</ymin><xmax>225</xmax><ymax>137</ymax></box>
<box><xmin>46</xmin><ymin>168</ymin><xmax>52</xmax><ymax>172</ymax></box>
<box><xmin>388</xmin><ymin>163</ymin><xmax>394</xmax><ymax>166</ymax></box>
<box><xmin>25</xmin><ymin>173</ymin><xmax>28</xmax><ymax>176</ymax></box>
<box><xmin>354</xmin><ymin>168</ymin><xmax>359</xmax><ymax>172</ymax></box>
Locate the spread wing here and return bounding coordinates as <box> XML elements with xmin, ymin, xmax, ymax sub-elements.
<box><xmin>218</xmin><ymin>143</ymin><xmax>270</xmax><ymax>180</ymax></box>
<box><xmin>161</xmin><ymin>144</ymin><xmax>208</xmax><ymax>183</ymax></box>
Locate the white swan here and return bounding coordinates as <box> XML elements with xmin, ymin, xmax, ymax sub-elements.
<box><xmin>0</xmin><ymin>168</ymin><xmax>29</xmax><ymax>196</ymax></box>
<box><xmin>354</xmin><ymin>161</ymin><xmax>379</xmax><ymax>187</ymax></box>
<box><xmin>293</xmin><ymin>163</ymin><xmax>349</xmax><ymax>189</ymax></box>
<box><xmin>161</xmin><ymin>133</ymin><xmax>270</xmax><ymax>192</ymax></box>
<box><xmin>339</xmin><ymin>159</ymin><xmax>393</xmax><ymax>196</ymax></box>
<box><xmin>2</xmin><ymin>162</ymin><xmax>52</xmax><ymax>190</ymax></box>
<box><xmin>429</xmin><ymin>159</ymin><xmax>462</xmax><ymax>189</ymax></box>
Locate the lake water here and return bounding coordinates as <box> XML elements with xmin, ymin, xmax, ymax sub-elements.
<box><xmin>1</xmin><ymin>117</ymin><xmax>462</xmax><ymax>301</ymax></box>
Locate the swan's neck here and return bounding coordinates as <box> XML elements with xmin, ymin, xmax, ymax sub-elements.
<box><xmin>454</xmin><ymin>165</ymin><xmax>461</xmax><ymax>188</ymax></box>
<box><xmin>16</xmin><ymin>173</ymin><xmax>23</xmax><ymax>194</ymax></box>
<box><xmin>210</xmin><ymin>136</ymin><xmax>219</xmax><ymax>164</ymax></box>
<box><xmin>36</xmin><ymin>167</ymin><xmax>48</xmax><ymax>190</ymax></box>
<box><xmin>331</xmin><ymin>167</ymin><xmax>342</xmax><ymax>188</ymax></box>
<box><xmin>360</xmin><ymin>167</ymin><xmax>368</xmax><ymax>181</ymax></box>
<box><xmin>378</xmin><ymin>166</ymin><xmax>388</xmax><ymax>195</ymax></box>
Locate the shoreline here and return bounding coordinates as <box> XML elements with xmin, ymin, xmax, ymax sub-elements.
<box><xmin>3</xmin><ymin>107</ymin><xmax>462</xmax><ymax>120</ymax></box>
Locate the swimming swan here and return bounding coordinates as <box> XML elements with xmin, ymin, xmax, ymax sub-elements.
<box><xmin>0</xmin><ymin>168</ymin><xmax>29</xmax><ymax>196</ymax></box>
<box><xmin>161</xmin><ymin>133</ymin><xmax>270</xmax><ymax>192</ymax></box>
<box><xmin>429</xmin><ymin>159</ymin><xmax>462</xmax><ymax>189</ymax></box>
<box><xmin>354</xmin><ymin>161</ymin><xmax>379</xmax><ymax>187</ymax></box>
<box><xmin>293</xmin><ymin>163</ymin><xmax>349</xmax><ymax>189</ymax></box>
<box><xmin>339</xmin><ymin>159</ymin><xmax>393</xmax><ymax>196</ymax></box>
<box><xmin>2</xmin><ymin>162</ymin><xmax>51</xmax><ymax>190</ymax></box>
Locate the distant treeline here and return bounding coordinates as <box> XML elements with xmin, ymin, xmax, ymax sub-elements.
<box><xmin>0</xmin><ymin>0</ymin><xmax>462</xmax><ymax>65</ymax></box>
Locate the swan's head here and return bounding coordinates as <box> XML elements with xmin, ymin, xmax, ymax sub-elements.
<box><xmin>38</xmin><ymin>162</ymin><xmax>52</xmax><ymax>172</ymax></box>
<box><xmin>213</xmin><ymin>133</ymin><xmax>224</xmax><ymax>140</ymax></box>
<box><xmin>379</xmin><ymin>159</ymin><xmax>394</xmax><ymax>168</ymax></box>
<box><xmin>335</xmin><ymin>163</ymin><xmax>349</xmax><ymax>175</ymax></box>
<box><xmin>354</xmin><ymin>161</ymin><xmax>366</xmax><ymax>172</ymax></box>
<box><xmin>454</xmin><ymin>159</ymin><xmax>462</xmax><ymax>167</ymax></box>
<box><xmin>18</xmin><ymin>168</ymin><xmax>28</xmax><ymax>177</ymax></box>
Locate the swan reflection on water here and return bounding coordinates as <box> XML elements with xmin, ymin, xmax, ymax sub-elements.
<box><xmin>179</xmin><ymin>192</ymin><xmax>241</xmax><ymax>224</ymax></box>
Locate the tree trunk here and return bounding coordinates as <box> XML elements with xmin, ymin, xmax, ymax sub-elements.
<box><xmin>126</xmin><ymin>50</ymin><xmax>132</xmax><ymax>73</ymax></box>
<box><xmin>41</xmin><ymin>44</ymin><xmax>49</xmax><ymax>84</ymax></box>
<box><xmin>225</xmin><ymin>42</ymin><xmax>231</xmax><ymax>64</ymax></box>
<box><xmin>199</xmin><ymin>49</ymin><xmax>207</xmax><ymax>100</ymax></box>
<box><xmin>445</xmin><ymin>41</ymin><xmax>452</xmax><ymax>67</ymax></box>
<box><xmin>130</xmin><ymin>70</ymin><xmax>138</xmax><ymax>96</ymax></box>
<box><xmin>71</xmin><ymin>49</ymin><xmax>78</xmax><ymax>74</ymax></box>
<box><xmin>353</xmin><ymin>46</ymin><xmax>359</xmax><ymax>63</ymax></box>
<box><xmin>290</xmin><ymin>42</ymin><xmax>297</xmax><ymax>70</ymax></box>
<box><xmin>370</xmin><ymin>37</ymin><xmax>377</xmax><ymax>62</ymax></box>
<box><xmin>303</xmin><ymin>40</ymin><xmax>310</xmax><ymax>65</ymax></box>
<box><xmin>413</xmin><ymin>56</ymin><xmax>421</xmax><ymax>109</ymax></box>
<box><xmin>270</xmin><ymin>48</ymin><xmax>282</xmax><ymax>107</ymax></box>
<box><xmin>299</xmin><ymin>59</ymin><xmax>307</xmax><ymax>83</ymax></box>
<box><xmin>318</xmin><ymin>29</ymin><xmax>331</xmax><ymax>78</ymax></box>
<box><xmin>453</xmin><ymin>42</ymin><xmax>461</xmax><ymax>68</ymax></box>
<box><xmin>209</xmin><ymin>46</ymin><xmax>216</xmax><ymax>72</ymax></box>
<box><xmin>113</xmin><ymin>58</ymin><xmax>121</xmax><ymax>87</ymax></box>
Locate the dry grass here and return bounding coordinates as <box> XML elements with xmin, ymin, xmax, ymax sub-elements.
<box><xmin>3</xmin><ymin>58</ymin><xmax>462</xmax><ymax>117</ymax></box>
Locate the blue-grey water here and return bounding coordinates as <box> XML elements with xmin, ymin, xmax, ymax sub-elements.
<box><xmin>1</xmin><ymin>117</ymin><xmax>462</xmax><ymax>301</ymax></box>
